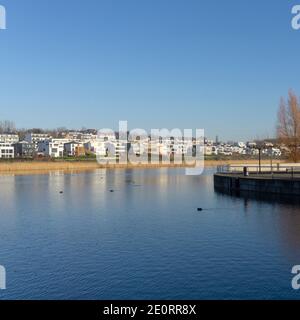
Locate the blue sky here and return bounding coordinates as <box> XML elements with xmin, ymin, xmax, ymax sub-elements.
<box><xmin>0</xmin><ymin>0</ymin><xmax>299</xmax><ymax>140</ymax></box>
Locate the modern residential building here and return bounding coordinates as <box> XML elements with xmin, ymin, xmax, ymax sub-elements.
<box><xmin>81</xmin><ymin>133</ymin><xmax>98</xmax><ymax>142</ymax></box>
<box><xmin>13</xmin><ymin>141</ymin><xmax>35</xmax><ymax>158</ymax></box>
<box><xmin>64</xmin><ymin>141</ymin><xmax>85</xmax><ymax>157</ymax></box>
<box><xmin>237</xmin><ymin>142</ymin><xmax>246</xmax><ymax>148</ymax></box>
<box><xmin>38</xmin><ymin>139</ymin><xmax>67</xmax><ymax>158</ymax></box>
<box><xmin>0</xmin><ymin>129</ymin><xmax>284</xmax><ymax>159</ymax></box>
<box><xmin>247</xmin><ymin>142</ymin><xmax>257</xmax><ymax>148</ymax></box>
<box><xmin>65</xmin><ymin>131</ymin><xmax>82</xmax><ymax>141</ymax></box>
<box><xmin>112</xmin><ymin>141</ymin><xmax>127</xmax><ymax>160</ymax></box>
<box><xmin>84</xmin><ymin>140</ymin><xmax>107</xmax><ymax>156</ymax></box>
<box><xmin>204</xmin><ymin>146</ymin><xmax>213</xmax><ymax>156</ymax></box>
<box><xmin>0</xmin><ymin>134</ymin><xmax>19</xmax><ymax>144</ymax></box>
<box><xmin>0</xmin><ymin>143</ymin><xmax>14</xmax><ymax>159</ymax></box>
<box><xmin>25</xmin><ymin>133</ymin><xmax>52</xmax><ymax>150</ymax></box>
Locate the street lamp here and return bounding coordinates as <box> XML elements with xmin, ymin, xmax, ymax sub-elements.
<box><xmin>258</xmin><ymin>146</ymin><xmax>262</xmax><ymax>174</ymax></box>
<box><xmin>253</xmin><ymin>141</ymin><xmax>265</xmax><ymax>174</ymax></box>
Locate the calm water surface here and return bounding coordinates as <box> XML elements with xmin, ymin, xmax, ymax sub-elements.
<box><xmin>0</xmin><ymin>168</ymin><xmax>300</xmax><ymax>299</ymax></box>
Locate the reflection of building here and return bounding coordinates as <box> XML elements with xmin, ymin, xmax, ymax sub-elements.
<box><xmin>13</xmin><ymin>141</ymin><xmax>35</xmax><ymax>158</ymax></box>
<box><xmin>0</xmin><ymin>143</ymin><xmax>14</xmax><ymax>158</ymax></box>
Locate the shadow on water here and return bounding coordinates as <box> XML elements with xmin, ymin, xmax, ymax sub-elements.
<box><xmin>214</xmin><ymin>186</ymin><xmax>300</xmax><ymax>208</ymax></box>
<box><xmin>215</xmin><ymin>186</ymin><xmax>300</xmax><ymax>257</ymax></box>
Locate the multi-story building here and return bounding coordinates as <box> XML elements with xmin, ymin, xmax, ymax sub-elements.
<box><xmin>204</xmin><ymin>146</ymin><xmax>213</xmax><ymax>156</ymax></box>
<box><xmin>65</xmin><ymin>132</ymin><xmax>81</xmax><ymax>141</ymax></box>
<box><xmin>38</xmin><ymin>139</ymin><xmax>68</xmax><ymax>158</ymax></box>
<box><xmin>13</xmin><ymin>141</ymin><xmax>35</xmax><ymax>158</ymax></box>
<box><xmin>0</xmin><ymin>134</ymin><xmax>19</xmax><ymax>144</ymax></box>
<box><xmin>81</xmin><ymin>133</ymin><xmax>98</xmax><ymax>142</ymax></box>
<box><xmin>0</xmin><ymin>143</ymin><xmax>14</xmax><ymax>159</ymax></box>
<box><xmin>64</xmin><ymin>142</ymin><xmax>85</xmax><ymax>157</ymax></box>
<box><xmin>237</xmin><ymin>142</ymin><xmax>246</xmax><ymax>149</ymax></box>
<box><xmin>25</xmin><ymin>133</ymin><xmax>52</xmax><ymax>150</ymax></box>
<box><xmin>84</xmin><ymin>140</ymin><xmax>107</xmax><ymax>156</ymax></box>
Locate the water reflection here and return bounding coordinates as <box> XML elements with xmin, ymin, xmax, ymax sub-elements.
<box><xmin>215</xmin><ymin>187</ymin><xmax>300</xmax><ymax>260</ymax></box>
<box><xmin>214</xmin><ymin>187</ymin><xmax>300</xmax><ymax>207</ymax></box>
<box><xmin>0</xmin><ymin>169</ymin><xmax>299</xmax><ymax>299</ymax></box>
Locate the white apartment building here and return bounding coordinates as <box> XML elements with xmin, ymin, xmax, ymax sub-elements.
<box><xmin>158</xmin><ymin>142</ymin><xmax>171</xmax><ymax>156</ymax></box>
<box><xmin>131</xmin><ymin>141</ymin><xmax>147</xmax><ymax>156</ymax></box>
<box><xmin>64</xmin><ymin>132</ymin><xmax>80</xmax><ymax>140</ymax></box>
<box><xmin>38</xmin><ymin>139</ymin><xmax>69</xmax><ymax>158</ymax></box>
<box><xmin>237</xmin><ymin>142</ymin><xmax>246</xmax><ymax>148</ymax></box>
<box><xmin>0</xmin><ymin>143</ymin><xmax>14</xmax><ymax>159</ymax></box>
<box><xmin>247</xmin><ymin>148</ymin><xmax>259</xmax><ymax>156</ymax></box>
<box><xmin>64</xmin><ymin>141</ymin><xmax>84</xmax><ymax>156</ymax></box>
<box><xmin>147</xmin><ymin>140</ymin><xmax>160</xmax><ymax>155</ymax></box>
<box><xmin>211</xmin><ymin>146</ymin><xmax>218</xmax><ymax>155</ymax></box>
<box><xmin>96</xmin><ymin>133</ymin><xmax>128</xmax><ymax>159</ymax></box>
<box><xmin>262</xmin><ymin>147</ymin><xmax>282</xmax><ymax>157</ymax></box>
<box><xmin>81</xmin><ymin>133</ymin><xmax>98</xmax><ymax>142</ymax></box>
<box><xmin>84</xmin><ymin>140</ymin><xmax>107</xmax><ymax>156</ymax></box>
<box><xmin>0</xmin><ymin>134</ymin><xmax>19</xmax><ymax>144</ymax></box>
<box><xmin>25</xmin><ymin>133</ymin><xmax>52</xmax><ymax>150</ymax></box>
<box><xmin>204</xmin><ymin>146</ymin><xmax>213</xmax><ymax>156</ymax></box>
<box><xmin>112</xmin><ymin>141</ymin><xmax>127</xmax><ymax>159</ymax></box>
<box><xmin>173</xmin><ymin>140</ymin><xmax>192</xmax><ymax>155</ymax></box>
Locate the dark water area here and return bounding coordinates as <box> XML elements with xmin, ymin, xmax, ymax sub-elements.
<box><xmin>0</xmin><ymin>168</ymin><xmax>300</xmax><ymax>299</ymax></box>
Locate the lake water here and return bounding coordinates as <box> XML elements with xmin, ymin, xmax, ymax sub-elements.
<box><xmin>0</xmin><ymin>168</ymin><xmax>300</xmax><ymax>300</ymax></box>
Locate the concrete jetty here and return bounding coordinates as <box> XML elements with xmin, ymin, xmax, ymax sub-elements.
<box><xmin>214</xmin><ymin>164</ymin><xmax>300</xmax><ymax>196</ymax></box>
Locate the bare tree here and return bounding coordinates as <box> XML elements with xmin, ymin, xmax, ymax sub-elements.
<box><xmin>30</xmin><ymin>128</ymin><xmax>44</xmax><ymax>134</ymax></box>
<box><xmin>277</xmin><ymin>90</ymin><xmax>300</xmax><ymax>162</ymax></box>
<box><xmin>0</xmin><ymin>120</ymin><xmax>16</xmax><ymax>133</ymax></box>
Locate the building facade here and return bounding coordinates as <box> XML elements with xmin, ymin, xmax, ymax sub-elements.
<box><xmin>25</xmin><ymin>133</ymin><xmax>52</xmax><ymax>150</ymax></box>
<box><xmin>13</xmin><ymin>141</ymin><xmax>35</xmax><ymax>158</ymax></box>
<box><xmin>0</xmin><ymin>143</ymin><xmax>14</xmax><ymax>159</ymax></box>
<box><xmin>38</xmin><ymin>139</ymin><xmax>66</xmax><ymax>158</ymax></box>
<box><xmin>0</xmin><ymin>134</ymin><xmax>19</xmax><ymax>144</ymax></box>
<box><xmin>64</xmin><ymin>142</ymin><xmax>85</xmax><ymax>157</ymax></box>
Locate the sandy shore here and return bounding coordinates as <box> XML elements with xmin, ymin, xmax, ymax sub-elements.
<box><xmin>0</xmin><ymin>159</ymin><xmax>283</xmax><ymax>176</ymax></box>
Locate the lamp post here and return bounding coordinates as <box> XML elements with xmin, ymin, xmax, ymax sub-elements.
<box><xmin>256</xmin><ymin>141</ymin><xmax>266</xmax><ymax>174</ymax></box>
<box><xmin>269</xmin><ymin>147</ymin><xmax>273</xmax><ymax>174</ymax></box>
<box><xmin>258</xmin><ymin>147</ymin><xmax>262</xmax><ymax>174</ymax></box>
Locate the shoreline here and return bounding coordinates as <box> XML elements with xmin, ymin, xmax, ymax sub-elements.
<box><xmin>0</xmin><ymin>159</ymin><xmax>283</xmax><ymax>176</ymax></box>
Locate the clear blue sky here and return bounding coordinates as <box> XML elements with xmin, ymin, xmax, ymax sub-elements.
<box><xmin>0</xmin><ymin>0</ymin><xmax>299</xmax><ymax>141</ymax></box>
